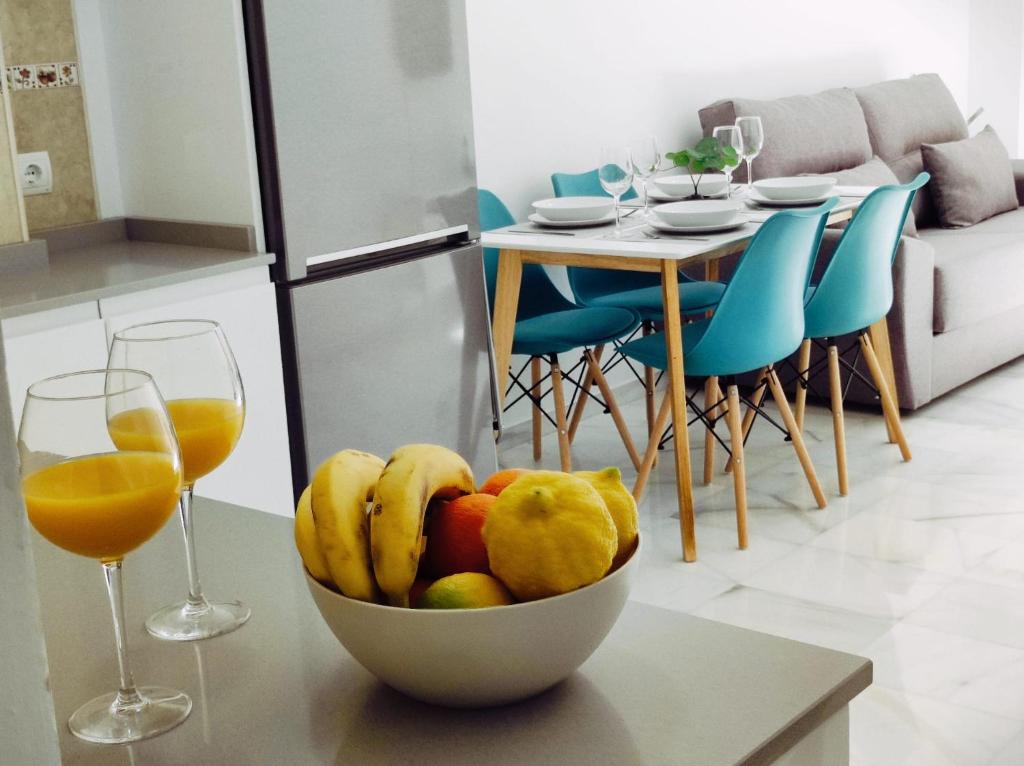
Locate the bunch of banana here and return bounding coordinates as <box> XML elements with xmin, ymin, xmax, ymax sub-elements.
<box><xmin>294</xmin><ymin>444</ymin><xmax>474</xmax><ymax>606</ymax></box>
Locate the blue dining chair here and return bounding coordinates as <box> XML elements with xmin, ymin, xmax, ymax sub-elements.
<box><xmin>551</xmin><ymin>169</ymin><xmax>728</xmax><ymax>442</ymax></box>
<box><xmin>620</xmin><ymin>198</ymin><xmax>838</xmax><ymax>549</ymax></box>
<box><xmin>787</xmin><ymin>174</ymin><xmax>928</xmax><ymax>496</ymax></box>
<box><xmin>479</xmin><ymin>189</ymin><xmax>643</xmax><ymax>472</ymax></box>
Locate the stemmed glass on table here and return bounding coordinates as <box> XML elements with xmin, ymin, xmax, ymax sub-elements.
<box><xmin>630</xmin><ymin>137</ymin><xmax>661</xmax><ymax>213</ymax></box>
<box><xmin>18</xmin><ymin>370</ymin><xmax>191</xmax><ymax>743</ymax></box>
<box><xmin>598</xmin><ymin>146</ymin><xmax>635</xmax><ymax>237</ymax></box>
<box><xmin>735</xmin><ymin>116</ymin><xmax>765</xmax><ymax>192</ymax></box>
<box><xmin>712</xmin><ymin>125</ymin><xmax>744</xmax><ymax>198</ymax></box>
<box><xmin>108</xmin><ymin>320</ymin><xmax>248</xmax><ymax>641</ymax></box>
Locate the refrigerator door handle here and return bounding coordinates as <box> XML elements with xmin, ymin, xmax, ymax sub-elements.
<box><xmin>306</xmin><ymin>225</ymin><xmax>469</xmax><ymax>269</ymax></box>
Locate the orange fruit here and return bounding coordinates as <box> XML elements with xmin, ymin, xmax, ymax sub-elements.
<box><xmin>479</xmin><ymin>468</ymin><xmax>531</xmax><ymax>497</ymax></box>
<box><xmin>424</xmin><ymin>493</ymin><xmax>495</xmax><ymax>577</ymax></box>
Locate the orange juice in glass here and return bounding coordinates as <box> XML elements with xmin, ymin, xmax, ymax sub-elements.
<box><xmin>108</xmin><ymin>320</ymin><xmax>249</xmax><ymax>641</ymax></box>
<box><xmin>18</xmin><ymin>369</ymin><xmax>190</xmax><ymax>744</ymax></box>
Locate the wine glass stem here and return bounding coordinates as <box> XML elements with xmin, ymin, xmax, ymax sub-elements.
<box><xmin>640</xmin><ymin>179</ymin><xmax>649</xmax><ymax>212</ymax></box>
<box><xmin>746</xmin><ymin>158</ymin><xmax>754</xmax><ymax>192</ymax></box>
<box><xmin>178</xmin><ymin>486</ymin><xmax>210</xmax><ymax>614</ymax></box>
<box><xmin>614</xmin><ymin>194</ymin><xmax>622</xmax><ymax>231</ymax></box>
<box><xmin>101</xmin><ymin>560</ymin><xmax>144</xmax><ymax>712</ymax></box>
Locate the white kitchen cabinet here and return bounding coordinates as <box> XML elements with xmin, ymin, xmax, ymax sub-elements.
<box><xmin>100</xmin><ymin>268</ymin><xmax>294</xmax><ymax>516</ymax></box>
<box><xmin>2</xmin><ymin>303</ymin><xmax>110</xmax><ymax>427</ymax></box>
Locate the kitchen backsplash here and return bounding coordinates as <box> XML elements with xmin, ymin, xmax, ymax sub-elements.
<box><xmin>0</xmin><ymin>0</ymin><xmax>97</xmax><ymax>232</ymax></box>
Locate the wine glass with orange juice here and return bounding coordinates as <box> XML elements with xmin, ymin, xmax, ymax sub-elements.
<box><xmin>18</xmin><ymin>369</ymin><xmax>190</xmax><ymax>743</ymax></box>
<box><xmin>108</xmin><ymin>320</ymin><xmax>248</xmax><ymax>641</ymax></box>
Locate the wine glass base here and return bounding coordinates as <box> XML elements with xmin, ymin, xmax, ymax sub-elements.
<box><xmin>145</xmin><ymin>599</ymin><xmax>250</xmax><ymax>642</ymax></box>
<box><xmin>69</xmin><ymin>687</ymin><xmax>191</xmax><ymax>744</ymax></box>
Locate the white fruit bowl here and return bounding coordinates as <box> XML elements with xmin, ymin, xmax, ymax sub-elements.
<box><xmin>532</xmin><ymin>196</ymin><xmax>615</xmax><ymax>221</ymax></box>
<box><xmin>304</xmin><ymin>537</ymin><xmax>640</xmax><ymax>708</ymax></box>
<box><xmin>652</xmin><ymin>200</ymin><xmax>743</xmax><ymax>227</ymax></box>
<box><xmin>653</xmin><ymin>174</ymin><xmax>729</xmax><ymax>198</ymax></box>
<box><xmin>752</xmin><ymin>176</ymin><xmax>837</xmax><ymax>201</ymax></box>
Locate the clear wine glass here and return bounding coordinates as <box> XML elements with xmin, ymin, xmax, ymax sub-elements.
<box><xmin>18</xmin><ymin>369</ymin><xmax>190</xmax><ymax>743</ymax></box>
<box><xmin>598</xmin><ymin>146</ymin><xmax>635</xmax><ymax>236</ymax></box>
<box><xmin>108</xmin><ymin>320</ymin><xmax>248</xmax><ymax>641</ymax></box>
<box><xmin>736</xmin><ymin>115</ymin><xmax>765</xmax><ymax>192</ymax></box>
<box><xmin>630</xmin><ymin>137</ymin><xmax>661</xmax><ymax>213</ymax></box>
<box><xmin>712</xmin><ymin>125</ymin><xmax>744</xmax><ymax>198</ymax></box>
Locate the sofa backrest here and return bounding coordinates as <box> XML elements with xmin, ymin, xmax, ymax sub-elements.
<box><xmin>854</xmin><ymin>74</ymin><xmax>967</xmax><ymax>227</ymax></box>
<box><xmin>698</xmin><ymin>87</ymin><xmax>873</xmax><ymax>183</ymax></box>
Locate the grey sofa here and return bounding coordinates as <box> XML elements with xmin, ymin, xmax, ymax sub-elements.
<box><xmin>698</xmin><ymin>74</ymin><xmax>1024</xmax><ymax>410</ymax></box>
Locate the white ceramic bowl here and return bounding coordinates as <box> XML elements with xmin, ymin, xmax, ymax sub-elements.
<box><xmin>652</xmin><ymin>200</ymin><xmax>743</xmax><ymax>227</ymax></box>
<box><xmin>305</xmin><ymin>539</ymin><xmax>639</xmax><ymax>708</ymax></box>
<box><xmin>532</xmin><ymin>196</ymin><xmax>615</xmax><ymax>222</ymax></box>
<box><xmin>752</xmin><ymin>176</ymin><xmax>837</xmax><ymax>201</ymax></box>
<box><xmin>652</xmin><ymin>174</ymin><xmax>728</xmax><ymax>198</ymax></box>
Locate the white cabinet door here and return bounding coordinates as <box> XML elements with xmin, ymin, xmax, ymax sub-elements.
<box><xmin>101</xmin><ymin>277</ymin><xmax>294</xmax><ymax>517</ymax></box>
<box><xmin>2</xmin><ymin>304</ymin><xmax>109</xmax><ymax>427</ymax></box>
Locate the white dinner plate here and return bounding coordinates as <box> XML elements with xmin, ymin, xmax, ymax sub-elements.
<box><xmin>527</xmin><ymin>211</ymin><xmax>616</xmax><ymax>228</ymax></box>
<box><xmin>646</xmin><ymin>215</ymin><xmax>747</xmax><ymax>234</ymax></box>
<box><xmin>747</xmin><ymin>190</ymin><xmax>837</xmax><ymax>207</ymax></box>
<box><xmin>646</xmin><ymin>188</ymin><xmax>728</xmax><ymax>202</ymax></box>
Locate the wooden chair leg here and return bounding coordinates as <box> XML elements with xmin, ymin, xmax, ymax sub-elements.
<box><xmin>859</xmin><ymin>333</ymin><xmax>912</xmax><ymax>462</ymax></box>
<box><xmin>586</xmin><ymin>349</ymin><xmax>642</xmax><ymax>471</ymax></box>
<box><xmin>568</xmin><ymin>345</ymin><xmax>604</xmax><ymax>442</ymax></box>
<box><xmin>530</xmin><ymin>356</ymin><xmax>543</xmax><ymax>462</ymax></box>
<box><xmin>643</xmin><ymin>321</ymin><xmax>657</xmax><ymax>437</ymax></box>
<box><xmin>633</xmin><ymin>391</ymin><xmax>672</xmax><ymax>501</ymax></box>
<box><xmin>549</xmin><ymin>355</ymin><xmax>572</xmax><ymax>472</ymax></box>
<box><xmin>766</xmin><ymin>368</ymin><xmax>828</xmax><ymax>509</ymax></box>
<box><xmin>794</xmin><ymin>338</ymin><xmax>812</xmax><ymax>433</ymax></box>
<box><xmin>725</xmin><ymin>366</ymin><xmax>768</xmax><ymax>474</ymax></box>
<box><xmin>703</xmin><ymin>376</ymin><xmax>720</xmax><ymax>485</ymax></box>
<box><xmin>725</xmin><ymin>383</ymin><xmax>748</xmax><ymax>549</ymax></box>
<box><xmin>827</xmin><ymin>344</ymin><xmax>849</xmax><ymax>496</ymax></box>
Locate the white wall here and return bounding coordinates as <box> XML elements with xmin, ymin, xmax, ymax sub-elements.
<box><xmin>467</xmin><ymin>0</ymin><xmax>973</xmax><ymax>219</ymax></box>
<box><xmin>967</xmin><ymin>0</ymin><xmax>1024</xmax><ymax>154</ymax></box>
<box><xmin>75</xmin><ymin>0</ymin><xmax>264</xmax><ymax>247</ymax></box>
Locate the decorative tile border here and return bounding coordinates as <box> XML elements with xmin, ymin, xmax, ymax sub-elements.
<box><xmin>3</xmin><ymin>62</ymin><xmax>78</xmax><ymax>93</ymax></box>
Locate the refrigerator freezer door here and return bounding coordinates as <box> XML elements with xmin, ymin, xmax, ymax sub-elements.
<box><xmin>257</xmin><ymin>0</ymin><xmax>479</xmax><ymax>280</ymax></box>
<box><xmin>284</xmin><ymin>243</ymin><xmax>496</xmax><ymax>489</ymax></box>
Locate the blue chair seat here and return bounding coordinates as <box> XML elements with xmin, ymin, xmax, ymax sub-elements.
<box><xmin>585</xmin><ymin>281</ymin><xmax>727</xmax><ymax>320</ymax></box>
<box><xmin>512</xmin><ymin>306</ymin><xmax>640</xmax><ymax>357</ymax></box>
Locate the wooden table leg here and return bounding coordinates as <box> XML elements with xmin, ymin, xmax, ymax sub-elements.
<box><xmin>661</xmin><ymin>260</ymin><xmax>697</xmax><ymax>562</ymax></box>
<box><xmin>492</xmin><ymin>249</ymin><xmax>523</xmax><ymax>408</ymax></box>
<box><xmin>867</xmin><ymin>317</ymin><xmax>899</xmax><ymax>444</ymax></box>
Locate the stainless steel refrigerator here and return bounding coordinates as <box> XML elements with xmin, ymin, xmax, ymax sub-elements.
<box><xmin>244</xmin><ymin>0</ymin><xmax>497</xmax><ymax>500</ymax></box>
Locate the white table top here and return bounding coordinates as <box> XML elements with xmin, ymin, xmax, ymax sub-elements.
<box><xmin>481</xmin><ymin>194</ymin><xmax>861</xmax><ymax>262</ymax></box>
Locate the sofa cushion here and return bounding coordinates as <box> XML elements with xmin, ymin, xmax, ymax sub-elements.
<box><xmin>921</xmin><ymin>125</ymin><xmax>1019</xmax><ymax>227</ymax></box>
<box><xmin>698</xmin><ymin>87</ymin><xmax>872</xmax><ymax>183</ymax></box>
<box><xmin>919</xmin><ymin>218</ymin><xmax>1024</xmax><ymax>332</ymax></box>
<box><xmin>855</xmin><ymin>74</ymin><xmax>968</xmax><ymax>161</ymax></box>
<box><xmin>825</xmin><ymin>156</ymin><xmax>918</xmax><ymax>236</ymax></box>
<box><xmin>856</xmin><ymin>74</ymin><xmax>967</xmax><ymax>231</ymax></box>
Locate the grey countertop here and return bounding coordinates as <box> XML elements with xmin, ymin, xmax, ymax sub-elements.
<box><xmin>32</xmin><ymin>500</ymin><xmax>871</xmax><ymax>765</ymax></box>
<box><xmin>0</xmin><ymin>240</ymin><xmax>275</xmax><ymax>320</ymax></box>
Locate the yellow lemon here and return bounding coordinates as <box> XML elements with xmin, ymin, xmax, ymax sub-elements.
<box><xmin>294</xmin><ymin>485</ymin><xmax>333</xmax><ymax>586</ymax></box>
<box><xmin>416</xmin><ymin>572</ymin><xmax>514</xmax><ymax>609</ymax></box>
<box><xmin>575</xmin><ymin>467</ymin><xmax>639</xmax><ymax>568</ymax></box>
<box><xmin>482</xmin><ymin>471</ymin><xmax>617</xmax><ymax>601</ymax></box>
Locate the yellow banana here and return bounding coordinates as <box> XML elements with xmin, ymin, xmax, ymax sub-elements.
<box><xmin>310</xmin><ymin>449</ymin><xmax>386</xmax><ymax>602</ymax></box>
<box><xmin>371</xmin><ymin>444</ymin><xmax>475</xmax><ymax>606</ymax></box>
<box><xmin>294</xmin><ymin>485</ymin><xmax>332</xmax><ymax>585</ymax></box>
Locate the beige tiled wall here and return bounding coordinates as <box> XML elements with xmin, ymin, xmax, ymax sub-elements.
<box><xmin>0</xmin><ymin>0</ymin><xmax>96</xmax><ymax>232</ymax></box>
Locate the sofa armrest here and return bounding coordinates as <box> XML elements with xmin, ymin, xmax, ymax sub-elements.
<box><xmin>886</xmin><ymin>235</ymin><xmax>935</xmax><ymax>409</ymax></box>
<box><xmin>1012</xmin><ymin>159</ymin><xmax>1024</xmax><ymax>206</ymax></box>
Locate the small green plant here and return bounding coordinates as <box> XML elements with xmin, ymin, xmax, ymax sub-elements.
<box><xmin>665</xmin><ymin>137</ymin><xmax>739</xmax><ymax>197</ymax></box>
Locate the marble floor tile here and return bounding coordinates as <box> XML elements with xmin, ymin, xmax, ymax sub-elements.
<box><xmin>905</xmin><ymin>579</ymin><xmax>1024</xmax><ymax>650</ymax></box>
<box><xmin>849</xmin><ymin>686</ymin><xmax>1023</xmax><ymax>766</ymax></box>
<box><xmin>692</xmin><ymin>585</ymin><xmax>894</xmax><ymax>654</ymax></box>
<box><xmin>864</xmin><ymin>623</ymin><xmax>1024</xmax><ymax>719</ymax></box>
<box><xmin>808</xmin><ymin>511</ymin><xmax>1006</xmax><ymax>576</ymax></box>
<box><xmin>968</xmin><ymin>541</ymin><xmax>1024</xmax><ymax>590</ymax></box>
<box><xmin>740</xmin><ymin>546</ymin><xmax>953</xmax><ymax>619</ymax></box>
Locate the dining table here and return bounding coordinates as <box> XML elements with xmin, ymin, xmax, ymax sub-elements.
<box><xmin>483</xmin><ymin>189</ymin><xmax>903</xmax><ymax>562</ymax></box>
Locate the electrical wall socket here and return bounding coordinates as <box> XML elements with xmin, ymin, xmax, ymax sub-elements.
<box><xmin>18</xmin><ymin>151</ymin><xmax>52</xmax><ymax>196</ymax></box>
